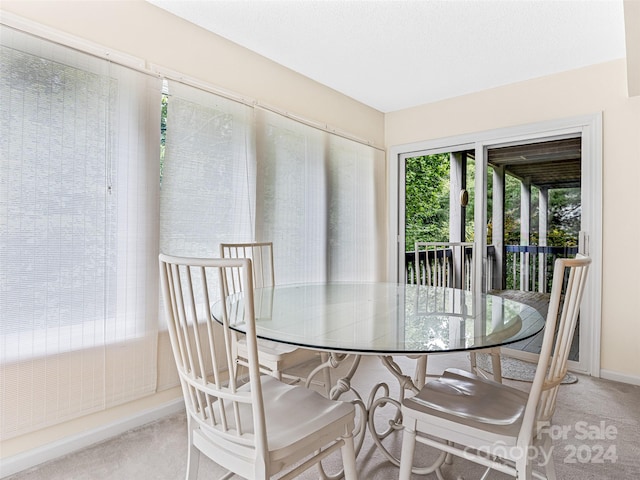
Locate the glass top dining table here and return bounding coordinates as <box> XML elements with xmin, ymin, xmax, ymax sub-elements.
<box><xmin>214</xmin><ymin>281</ymin><xmax>547</xmax><ymax>471</ymax></box>
<box><xmin>217</xmin><ymin>282</ymin><xmax>546</xmax><ymax>356</ymax></box>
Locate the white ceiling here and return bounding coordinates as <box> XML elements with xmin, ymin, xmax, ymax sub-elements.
<box><xmin>148</xmin><ymin>0</ymin><xmax>627</xmax><ymax>113</ymax></box>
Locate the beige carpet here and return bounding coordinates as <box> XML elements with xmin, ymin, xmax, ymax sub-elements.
<box><xmin>474</xmin><ymin>352</ymin><xmax>578</xmax><ymax>384</ymax></box>
<box><xmin>5</xmin><ymin>353</ymin><xmax>640</xmax><ymax>480</ymax></box>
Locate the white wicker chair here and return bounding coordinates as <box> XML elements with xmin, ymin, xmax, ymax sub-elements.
<box><xmin>159</xmin><ymin>254</ymin><xmax>357</xmax><ymax>479</ymax></box>
<box><xmin>220</xmin><ymin>242</ymin><xmax>332</xmax><ymax>394</ymax></box>
<box><xmin>398</xmin><ymin>255</ymin><xmax>590</xmax><ymax>480</ymax></box>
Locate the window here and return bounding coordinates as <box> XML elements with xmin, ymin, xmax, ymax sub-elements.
<box><xmin>1</xmin><ymin>20</ymin><xmax>385</xmax><ymax>441</ymax></box>
<box><xmin>160</xmin><ymin>89</ymin><xmax>386</xmax><ymax>284</ymax></box>
<box><xmin>0</xmin><ymin>25</ymin><xmax>161</xmax><ymax>439</ymax></box>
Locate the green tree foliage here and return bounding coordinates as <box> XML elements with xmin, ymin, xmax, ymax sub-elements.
<box><xmin>502</xmin><ymin>177</ymin><xmax>580</xmax><ymax>247</ymax></box>
<box><xmin>160</xmin><ymin>94</ymin><xmax>168</xmax><ymax>184</ymax></box>
<box><xmin>503</xmin><ymin>174</ymin><xmax>522</xmax><ymax>245</ymax></box>
<box><xmin>464</xmin><ymin>158</ymin><xmax>477</xmax><ymax>242</ymax></box>
<box><xmin>404</xmin><ymin>153</ymin><xmax>450</xmax><ymax>250</ymax></box>
<box><xmin>405</xmin><ymin>154</ymin><xmax>580</xmax><ymax>251</ymax></box>
<box><xmin>549</xmin><ymin>188</ymin><xmax>580</xmax><ymax>246</ymax></box>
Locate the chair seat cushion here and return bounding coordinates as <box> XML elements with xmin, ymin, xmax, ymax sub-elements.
<box><xmin>260</xmin><ymin>376</ymin><xmax>354</xmax><ymax>450</ymax></box>
<box><xmin>201</xmin><ymin>376</ymin><xmax>354</xmax><ymax>456</ymax></box>
<box><xmin>403</xmin><ymin>368</ymin><xmax>528</xmax><ymax>426</ymax></box>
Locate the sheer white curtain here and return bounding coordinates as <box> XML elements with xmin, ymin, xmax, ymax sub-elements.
<box><xmin>0</xmin><ymin>26</ymin><xmax>161</xmax><ymax>439</ymax></box>
<box><xmin>255</xmin><ymin>108</ymin><xmax>385</xmax><ymax>284</ymax></box>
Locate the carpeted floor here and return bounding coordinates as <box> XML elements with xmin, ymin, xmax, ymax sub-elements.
<box><xmin>5</xmin><ymin>353</ymin><xmax>640</xmax><ymax>480</ymax></box>
<box><xmin>474</xmin><ymin>352</ymin><xmax>578</xmax><ymax>384</ymax></box>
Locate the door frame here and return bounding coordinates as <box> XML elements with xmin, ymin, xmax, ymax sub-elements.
<box><xmin>387</xmin><ymin>113</ymin><xmax>602</xmax><ymax>376</ymax></box>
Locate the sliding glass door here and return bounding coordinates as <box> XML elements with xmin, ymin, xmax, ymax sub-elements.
<box><xmin>391</xmin><ymin>115</ymin><xmax>601</xmax><ymax>375</ymax></box>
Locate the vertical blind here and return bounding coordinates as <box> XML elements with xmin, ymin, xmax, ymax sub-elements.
<box><xmin>255</xmin><ymin>109</ymin><xmax>386</xmax><ymax>284</ymax></box>
<box><xmin>160</xmin><ymin>89</ymin><xmax>386</xmax><ymax>285</ymax></box>
<box><xmin>160</xmin><ymin>81</ymin><xmax>254</xmax><ymax>258</ymax></box>
<box><xmin>0</xmin><ymin>26</ymin><xmax>161</xmax><ymax>439</ymax></box>
<box><xmin>325</xmin><ymin>133</ymin><xmax>386</xmax><ymax>281</ymax></box>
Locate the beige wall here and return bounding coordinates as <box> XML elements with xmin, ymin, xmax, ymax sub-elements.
<box><xmin>386</xmin><ymin>60</ymin><xmax>640</xmax><ymax>378</ymax></box>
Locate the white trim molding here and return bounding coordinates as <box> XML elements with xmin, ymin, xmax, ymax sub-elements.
<box><xmin>600</xmin><ymin>369</ymin><xmax>640</xmax><ymax>387</ymax></box>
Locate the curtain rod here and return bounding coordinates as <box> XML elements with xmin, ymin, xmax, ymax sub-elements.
<box><xmin>2</xmin><ymin>12</ymin><xmax>385</xmax><ymax>153</ymax></box>
<box><xmin>1</xmin><ymin>14</ymin><xmax>151</xmax><ymax>75</ymax></box>
<box><xmin>254</xmin><ymin>104</ymin><xmax>385</xmax><ymax>152</ymax></box>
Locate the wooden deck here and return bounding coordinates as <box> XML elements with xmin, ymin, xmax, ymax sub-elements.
<box><xmin>404</xmin><ymin>250</ymin><xmax>581</xmax><ymax>362</ymax></box>
<box><xmin>490</xmin><ymin>289</ymin><xmax>579</xmax><ymax>361</ymax></box>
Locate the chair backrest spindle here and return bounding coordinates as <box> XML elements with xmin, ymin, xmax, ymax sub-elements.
<box><xmin>159</xmin><ymin>255</ymin><xmax>266</xmax><ymax>450</ymax></box>
<box><xmin>520</xmin><ymin>255</ymin><xmax>590</xmax><ymax>443</ymax></box>
<box><xmin>159</xmin><ymin>253</ymin><xmax>357</xmax><ymax>480</ymax></box>
<box><xmin>220</xmin><ymin>242</ymin><xmax>275</xmax><ymax>293</ymax></box>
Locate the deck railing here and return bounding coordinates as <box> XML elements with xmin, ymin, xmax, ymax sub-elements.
<box><xmin>405</xmin><ymin>244</ymin><xmax>577</xmax><ymax>293</ymax></box>
<box><xmin>504</xmin><ymin>245</ymin><xmax>578</xmax><ymax>293</ymax></box>
<box><xmin>406</xmin><ymin>245</ymin><xmax>474</xmax><ymax>287</ymax></box>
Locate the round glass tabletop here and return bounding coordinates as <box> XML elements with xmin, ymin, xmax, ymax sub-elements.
<box><xmin>214</xmin><ymin>282</ymin><xmax>546</xmax><ymax>355</ymax></box>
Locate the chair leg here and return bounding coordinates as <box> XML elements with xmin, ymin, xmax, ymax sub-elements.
<box><xmin>185</xmin><ymin>418</ymin><xmax>200</xmax><ymax>480</ymax></box>
<box><xmin>399</xmin><ymin>423</ymin><xmax>417</xmax><ymax>480</ymax></box>
<box><xmin>489</xmin><ymin>348</ymin><xmax>502</xmax><ymax>383</ymax></box>
<box><xmin>470</xmin><ymin>350</ymin><xmax>478</xmax><ymax>373</ymax></box>
<box><xmin>542</xmin><ymin>435</ymin><xmax>557</xmax><ymax>480</ymax></box>
<box><xmin>320</xmin><ymin>352</ymin><xmax>333</xmax><ymax>396</ymax></box>
<box><xmin>413</xmin><ymin>355</ymin><xmax>428</xmax><ymax>389</ymax></box>
<box><xmin>516</xmin><ymin>456</ymin><xmax>533</xmax><ymax>480</ymax></box>
<box><xmin>545</xmin><ymin>457</ymin><xmax>557</xmax><ymax>480</ymax></box>
<box><xmin>340</xmin><ymin>431</ymin><xmax>358</xmax><ymax>480</ymax></box>
<box><xmin>470</xmin><ymin>349</ymin><xmax>502</xmax><ymax>383</ymax></box>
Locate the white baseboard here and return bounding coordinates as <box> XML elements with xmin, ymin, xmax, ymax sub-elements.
<box><xmin>486</xmin><ymin>350</ymin><xmax>640</xmax><ymax>385</ymax></box>
<box><xmin>1</xmin><ymin>398</ymin><xmax>185</xmax><ymax>479</ymax></box>
<box><xmin>600</xmin><ymin>369</ymin><xmax>640</xmax><ymax>387</ymax></box>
